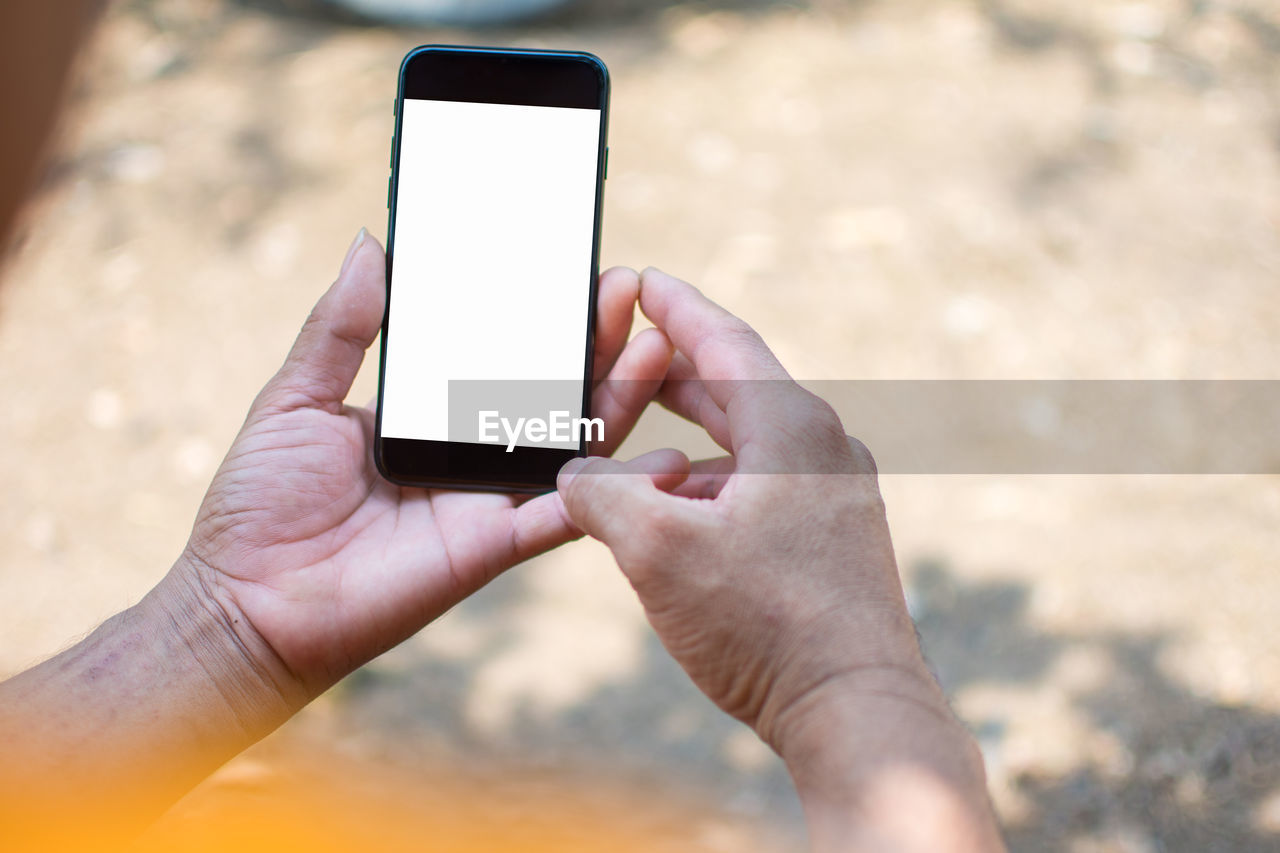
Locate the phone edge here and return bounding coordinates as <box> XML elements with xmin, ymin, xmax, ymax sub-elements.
<box><xmin>373</xmin><ymin>44</ymin><xmax>611</xmax><ymax>495</ymax></box>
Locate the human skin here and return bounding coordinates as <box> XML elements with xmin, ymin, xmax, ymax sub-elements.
<box><xmin>0</xmin><ymin>233</ymin><xmax>685</xmax><ymax>849</ymax></box>
<box><xmin>557</xmin><ymin>268</ymin><xmax>1007</xmax><ymax>852</ymax></box>
<box><xmin>0</xmin><ymin>234</ymin><xmax>1003</xmax><ymax>851</ymax></box>
<box><xmin>0</xmin><ymin>5</ymin><xmax>992</xmax><ymax>849</ymax></box>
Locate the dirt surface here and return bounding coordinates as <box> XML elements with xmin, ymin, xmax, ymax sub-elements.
<box><xmin>2</xmin><ymin>0</ymin><xmax>1280</xmax><ymax>849</ymax></box>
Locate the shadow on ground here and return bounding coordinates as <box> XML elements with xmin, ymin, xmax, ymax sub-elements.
<box><xmin>325</xmin><ymin>563</ymin><xmax>805</xmax><ymax>837</ymax></box>
<box><xmin>911</xmin><ymin>560</ymin><xmax>1280</xmax><ymax>851</ymax></box>
<box><xmin>319</xmin><ymin>556</ymin><xmax>1280</xmax><ymax>850</ymax></box>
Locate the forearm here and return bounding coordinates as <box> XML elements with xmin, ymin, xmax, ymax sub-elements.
<box><xmin>0</xmin><ymin>557</ymin><xmax>299</xmax><ymax>849</ymax></box>
<box><xmin>777</xmin><ymin>668</ymin><xmax>1005</xmax><ymax>853</ymax></box>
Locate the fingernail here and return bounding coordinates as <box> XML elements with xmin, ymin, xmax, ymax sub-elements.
<box><xmin>557</xmin><ymin>456</ymin><xmax>590</xmax><ymax>488</ymax></box>
<box><xmin>339</xmin><ymin>227</ymin><xmax>368</xmax><ymax>277</ymax></box>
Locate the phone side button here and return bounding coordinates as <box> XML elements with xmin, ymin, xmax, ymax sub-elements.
<box><xmin>604</xmin><ymin>147</ymin><xmax>609</xmax><ymax>181</ymax></box>
<box><xmin>386</xmin><ymin>177</ymin><xmax>391</xmax><ymax>209</ymax></box>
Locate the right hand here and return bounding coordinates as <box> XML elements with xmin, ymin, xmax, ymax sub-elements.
<box><xmin>556</xmin><ymin>268</ymin><xmax>939</xmax><ymax>753</ymax></box>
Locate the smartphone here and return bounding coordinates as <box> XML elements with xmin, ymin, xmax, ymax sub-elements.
<box><xmin>375</xmin><ymin>45</ymin><xmax>610</xmax><ymax>492</ymax></box>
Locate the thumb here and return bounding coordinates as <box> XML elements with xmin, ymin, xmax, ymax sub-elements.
<box><xmin>557</xmin><ymin>453</ymin><xmax>687</xmax><ymax>551</ymax></box>
<box><xmin>257</xmin><ymin>228</ymin><xmax>385</xmax><ymax>414</ymax></box>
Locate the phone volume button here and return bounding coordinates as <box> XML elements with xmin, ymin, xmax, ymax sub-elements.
<box><xmin>386</xmin><ymin>176</ymin><xmax>391</xmax><ymax>209</ymax></box>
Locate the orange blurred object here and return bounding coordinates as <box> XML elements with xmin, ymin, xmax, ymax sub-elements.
<box><xmin>7</xmin><ymin>727</ymin><xmax>767</xmax><ymax>853</ymax></box>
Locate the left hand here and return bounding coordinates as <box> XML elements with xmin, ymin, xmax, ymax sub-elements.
<box><xmin>166</xmin><ymin>230</ymin><xmax>685</xmax><ymax>714</ymax></box>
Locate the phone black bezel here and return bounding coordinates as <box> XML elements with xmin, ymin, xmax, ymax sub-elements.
<box><xmin>375</xmin><ymin>45</ymin><xmax>610</xmax><ymax>494</ymax></box>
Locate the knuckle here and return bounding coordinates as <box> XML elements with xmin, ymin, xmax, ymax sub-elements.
<box><xmin>845</xmin><ymin>435</ymin><xmax>880</xmax><ymax>477</ymax></box>
<box><xmin>793</xmin><ymin>391</ymin><xmax>842</xmax><ymax>433</ymax></box>
<box><xmin>562</xmin><ymin>460</ymin><xmax>608</xmax><ymax>515</ymax></box>
<box><xmin>781</xmin><ymin>391</ymin><xmax>850</xmax><ymax>450</ymax></box>
<box><xmin>297</xmin><ymin>305</ymin><xmax>328</xmax><ymax>342</ymax></box>
<box><xmin>615</xmin><ymin>506</ymin><xmax>696</xmax><ymax>582</ymax></box>
<box><xmin>611</xmin><ymin>500</ymin><xmax>669</xmax><ymax>555</ymax></box>
<box><xmin>715</xmin><ymin>319</ymin><xmax>766</xmax><ymax>354</ymax></box>
<box><xmin>636</xmin><ymin>501</ymin><xmax>681</xmax><ymax>542</ymax></box>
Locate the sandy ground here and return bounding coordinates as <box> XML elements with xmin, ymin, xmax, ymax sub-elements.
<box><xmin>2</xmin><ymin>0</ymin><xmax>1280</xmax><ymax>849</ymax></box>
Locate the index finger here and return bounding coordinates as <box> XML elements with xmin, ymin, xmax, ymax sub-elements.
<box><xmin>638</xmin><ymin>267</ymin><xmax>790</xmax><ymax>388</ymax></box>
<box><xmin>592</xmin><ymin>266</ymin><xmax>640</xmax><ymax>384</ymax></box>
<box><xmin>638</xmin><ymin>267</ymin><xmax>812</xmax><ymax>461</ymax></box>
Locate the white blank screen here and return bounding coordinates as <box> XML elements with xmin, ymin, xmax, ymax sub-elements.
<box><xmin>381</xmin><ymin>98</ymin><xmax>601</xmax><ymax>443</ymax></box>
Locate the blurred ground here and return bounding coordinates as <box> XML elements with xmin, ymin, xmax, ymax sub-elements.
<box><xmin>2</xmin><ymin>0</ymin><xmax>1280</xmax><ymax>849</ymax></box>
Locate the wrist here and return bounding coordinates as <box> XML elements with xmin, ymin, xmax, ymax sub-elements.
<box><xmin>147</xmin><ymin>552</ymin><xmax>308</xmax><ymax>739</ymax></box>
<box><xmin>773</xmin><ymin>668</ymin><xmax>1003</xmax><ymax>852</ymax></box>
<box><xmin>771</xmin><ymin>660</ymin><xmax>967</xmax><ymax>780</ymax></box>
<box><xmin>751</xmin><ymin>591</ymin><xmax>936</xmax><ymax>753</ymax></box>
<box><xmin>0</xmin><ymin>556</ymin><xmax>310</xmax><ymax>845</ymax></box>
